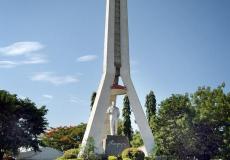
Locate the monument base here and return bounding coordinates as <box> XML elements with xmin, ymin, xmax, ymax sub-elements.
<box><xmin>103</xmin><ymin>135</ymin><xmax>130</xmax><ymax>156</ymax></box>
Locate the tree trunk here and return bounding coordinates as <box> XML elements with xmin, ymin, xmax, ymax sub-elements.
<box><xmin>0</xmin><ymin>151</ymin><xmax>4</xmax><ymax>160</ymax></box>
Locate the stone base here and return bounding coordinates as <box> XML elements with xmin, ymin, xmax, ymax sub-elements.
<box><xmin>103</xmin><ymin>135</ymin><xmax>130</xmax><ymax>156</ymax></box>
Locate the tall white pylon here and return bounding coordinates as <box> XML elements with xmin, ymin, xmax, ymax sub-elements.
<box><xmin>79</xmin><ymin>0</ymin><xmax>155</xmax><ymax>156</ymax></box>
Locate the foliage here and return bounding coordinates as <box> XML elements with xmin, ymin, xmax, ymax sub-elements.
<box><xmin>130</xmin><ymin>131</ymin><xmax>143</xmax><ymax>148</ymax></box>
<box><xmin>122</xmin><ymin>95</ymin><xmax>133</xmax><ymax>141</ymax></box>
<box><xmin>64</xmin><ymin>148</ymin><xmax>79</xmax><ymax>159</ymax></box>
<box><xmin>152</xmin><ymin>94</ymin><xmax>195</xmax><ymax>159</ymax></box>
<box><xmin>122</xmin><ymin>148</ymin><xmax>145</xmax><ymax>160</ymax></box>
<box><xmin>0</xmin><ymin>90</ymin><xmax>48</xmax><ymax>159</ymax></box>
<box><xmin>117</xmin><ymin>119</ymin><xmax>124</xmax><ymax>136</ymax></box>
<box><xmin>79</xmin><ymin>137</ymin><xmax>97</xmax><ymax>160</ymax></box>
<box><xmin>192</xmin><ymin>84</ymin><xmax>230</xmax><ymax>160</ymax></box>
<box><xmin>108</xmin><ymin>155</ymin><xmax>117</xmax><ymax>160</ymax></box>
<box><xmin>42</xmin><ymin>123</ymin><xmax>86</xmax><ymax>151</ymax></box>
<box><xmin>145</xmin><ymin>91</ymin><xmax>156</xmax><ymax>123</ymax></box>
<box><xmin>152</xmin><ymin>84</ymin><xmax>230</xmax><ymax>160</ymax></box>
<box><xmin>90</xmin><ymin>92</ymin><xmax>97</xmax><ymax>111</ymax></box>
<box><xmin>56</xmin><ymin>148</ymin><xmax>79</xmax><ymax>160</ymax></box>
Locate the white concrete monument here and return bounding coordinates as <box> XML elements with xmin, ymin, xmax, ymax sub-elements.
<box><xmin>79</xmin><ymin>0</ymin><xmax>155</xmax><ymax>156</ymax></box>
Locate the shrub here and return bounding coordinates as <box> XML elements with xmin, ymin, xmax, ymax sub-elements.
<box><xmin>56</xmin><ymin>148</ymin><xmax>79</xmax><ymax>160</ymax></box>
<box><xmin>108</xmin><ymin>156</ymin><xmax>117</xmax><ymax>160</ymax></box>
<box><xmin>63</xmin><ymin>148</ymin><xmax>79</xmax><ymax>159</ymax></box>
<box><xmin>79</xmin><ymin>137</ymin><xmax>97</xmax><ymax>160</ymax></box>
<box><xmin>122</xmin><ymin>158</ymin><xmax>131</xmax><ymax>160</ymax></box>
<box><xmin>122</xmin><ymin>148</ymin><xmax>145</xmax><ymax>160</ymax></box>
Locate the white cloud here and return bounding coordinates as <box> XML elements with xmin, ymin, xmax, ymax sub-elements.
<box><xmin>77</xmin><ymin>55</ymin><xmax>97</xmax><ymax>62</ymax></box>
<box><xmin>0</xmin><ymin>61</ymin><xmax>18</xmax><ymax>68</ymax></box>
<box><xmin>22</xmin><ymin>55</ymin><xmax>48</xmax><ymax>64</ymax></box>
<box><xmin>42</xmin><ymin>94</ymin><xmax>53</xmax><ymax>99</ymax></box>
<box><xmin>31</xmin><ymin>72</ymin><xmax>79</xmax><ymax>85</ymax></box>
<box><xmin>0</xmin><ymin>56</ymin><xmax>47</xmax><ymax>68</ymax></box>
<box><xmin>0</xmin><ymin>42</ymin><xmax>44</xmax><ymax>56</ymax></box>
<box><xmin>0</xmin><ymin>41</ymin><xmax>47</xmax><ymax>68</ymax></box>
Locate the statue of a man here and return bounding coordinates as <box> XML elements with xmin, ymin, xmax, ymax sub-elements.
<box><xmin>107</xmin><ymin>102</ymin><xmax>120</xmax><ymax>135</ymax></box>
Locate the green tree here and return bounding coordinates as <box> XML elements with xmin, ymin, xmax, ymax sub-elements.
<box><xmin>130</xmin><ymin>131</ymin><xmax>143</xmax><ymax>148</ymax></box>
<box><xmin>145</xmin><ymin>91</ymin><xmax>156</xmax><ymax>123</ymax></box>
<box><xmin>117</xmin><ymin>119</ymin><xmax>124</xmax><ymax>136</ymax></box>
<box><xmin>152</xmin><ymin>84</ymin><xmax>230</xmax><ymax>160</ymax></box>
<box><xmin>192</xmin><ymin>84</ymin><xmax>230</xmax><ymax>160</ymax></box>
<box><xmin>152</xmin><ymin>94</ymin><xmax>196</xmax><ymax>159</ymax></box>
<box><xmin>42</xmin><ymin>123</ymin><xmax>86</xmax><ymax>151</ymax></box>
<box><xmin>122</xmin><ymin>95</ymin><xmax>132</xmax><ymax>141</ymax></box>
<box><xmin>90</xmin><ymin>92</ymin><xmax>97</xmax><ymax>111</ymax></box>
<box><xmin>0</xmin><ymin>90</ymin><xmax>48</xmax><ymax>159</ymax></box>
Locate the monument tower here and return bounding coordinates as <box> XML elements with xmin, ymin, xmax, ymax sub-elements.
<box><xmin>80</xmin><ymin>0</ymin><xmax>155</xmax><ymax>156</ymax></box>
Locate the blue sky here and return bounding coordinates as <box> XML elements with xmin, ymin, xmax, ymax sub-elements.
<box><xmin>0</xmin><ymin>0</ymin><xmax>230</xmax><ymax>128</ymax></box>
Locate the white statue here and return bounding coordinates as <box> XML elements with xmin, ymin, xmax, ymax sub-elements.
<box><xmin>107</xmin><ymin>102</ymin><xmax>120</xmax><ymax>135</ymax></box>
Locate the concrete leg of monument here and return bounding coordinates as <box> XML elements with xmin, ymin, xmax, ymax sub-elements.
<box><xmin>121</xmin><ymin>73</ymin><xmax>155</xmax><ymax>156</ymax></box>
<box><xmin>79</xmin><ymin>72</ymin><xmax>115</xmax><ymax>157</ymax></box>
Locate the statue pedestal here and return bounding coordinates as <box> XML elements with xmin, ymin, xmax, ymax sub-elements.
<box><xmin>103</xmin><ymin>135</ymin><xmax>130</xmax><ymax>156</ymax></box>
